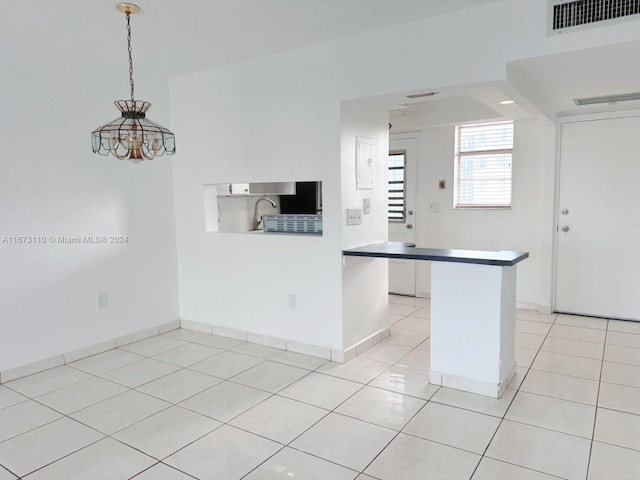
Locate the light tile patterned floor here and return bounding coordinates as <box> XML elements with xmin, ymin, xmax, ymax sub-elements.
<box><xmin>1</xmin><ymin>296</ymin><xmax>640</xmax><ymax>479</ymax></box>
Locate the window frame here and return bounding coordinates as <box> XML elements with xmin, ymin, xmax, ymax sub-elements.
<box><xmin>453</xmin><ymin>121</ymin><xmax>514</xmax><ymax>210</ymax></box>
<box><xmin>388</xmin><ymin>149</ymin><xmax>407</xmax><ymax>222</ymax></box>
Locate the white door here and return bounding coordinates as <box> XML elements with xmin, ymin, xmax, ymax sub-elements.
<box><xmin>555</xmin><ymin>116</ymin><xmax>640</xmax><ymax>320</ymax></box>
<box><xmin>388</xmin><ymin>136</ymin><xmax>417</xmax><ymax>295</ymax></box>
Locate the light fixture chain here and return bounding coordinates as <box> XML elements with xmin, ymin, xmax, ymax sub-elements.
<box><xmin>126</xmin><ymin>12</ymin><xmax>135</xmax><ymax>102</ymax></box>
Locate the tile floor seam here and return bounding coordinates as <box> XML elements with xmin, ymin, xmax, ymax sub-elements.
<box><xmin>586</xmin><ymin>321</ymin><xmax>610</xmax><ymax>480</ymax></box>
<box><xmin>546</xmin><ymin>334</ymin><xmax>605</xmax><ymax>346</ymax></box>
<box><xmin>277</xmin><ymin>377</ymin><xmax>368</xmax><ymax>411</ymax></box>
<box><xmin>134</xmin><ymin>375</ymin><xmax>226</xmax><ymax>405</ymax></box>
<box><xmin>324</xmin><ymin>409</ymin><xmax>409</xmax><ymax>435</ymax></box>
<box><xmin>9</xmin><ymin>433</ymin><xmax>106</xmax><ymax>479</ymax></box>
<box><xmin>21</xmin><ymin>377</ymin><xmax>175</xmax><ymax>443</ymax></box>
<box><xmin>598</xmin><ymin>367</ymin><xmax>640</xmax><ymax>388</ymax></box>
<box><xmin>33</xmin><ymin>380</ymin><xmax>132</xmax><ymax>415</ymax></box>
<box><xmin>2</xmin><ymin>370</ymin><xmax>92</xmax><ymax>399</ymax></box>
<box><xmin>506</xmin><ymin>388</ymin><xmax>600</xmax><ymax>411</ymax></box>
<box><xmin>67</xmin><ymin>354</ymin><xmax>147</xmax><ymax>376</ymax></box>
<box><xmin>75</xmin><ymin>395</ymin><xmax>175</xmax><ymax>438</ymax></box>
<box><xmin>514</xmin><ymin>385</ymin><xmax>598</xmax><ymax>407</ymax></box>
<box><xmin>110</xmin><ymin>417</ymin><xmax>226</xmax><ymax>463</ymax></box>
<box><xmin>356</xmin><ymin>407</ymin><xmax>426</xmax><ymax>477</ymax></box>
<box><xmin>95</xmin><ymin>363</ymin><xmax>182</xmax><ymax>390</ymax></box>
<box><xmin>235</xmin><ymin>444</ymin><xmax>289</xmax><ymax>479</ymax></box>
<box><xmin>225</xmin><ymin>366</ymin><xmax>315</xmax><ymax>395</ymax></box>
<box><xmin>478</xmin><ymin>454</ymin><xmax>569</xmax><ymax>479</ymax></box>
<box><xmin>590</xmin><ymin>438</ymin><xmax>640</xmax><ymax>454</ymax></box>
<box><xmin>554</xmin><ymin>320</ymin><xmax>610</xmax><ymax>332</ymax></box>
<box><xmin>0</xmin><ymin>466</ymin><xmax>19</xmax><ymax>480</ymax></box>
<box><xmin>4</xmin><ymin>310</ymin><xmax>639</xmax><ymax>480</ymax></box>
<box><xmin>467</xmin><ymin>312</ymin><xmax>557</xmax><ymax>479</ymax></box>
<box><xmin>595</xmin><ymin>404</ymin><xmax>640</xmax><ymax>418</ymax></box>
<box><xmin>187</xmin><ymin>357</ymin><xmax>267</xmax><ymax>380</ymax></box>
<box><xmin>130</xmin><ymin>461</ymin><xmax>199</xmax><ymax>480</ymax></box>
<box><xmin>497</xmin><ymin>417</ymin><xmax>595</xmax><ymax>441</ymax></box>
<box><xmin>178</xmin><ymin>386</ymin><xmax>276</xmax><ymax>425</ymax></box>
<box><xmin>600</xmin><ymin>358</ymin><xmax>640</xmax><ymax>368</ymax></box>
<box><xmin>0</xmin><ymin>414</ymin><xmax>62</xmax><ymax>446</ymax></box>
<box><xmin>397</xmin><ymin>429</ymin><xmax>490</xmax><ymax>457</ymax></box>
<box><xmin>226</xmin><ymin>399</ymin><xmax>332</xmax><ymax>447</ymax></box>
<box><xmin>262</xmin><ymin>445</ymin><xmax>363</xmax><ymax>479</ymax></box>
<box><xmin>9</xmin><ymin>360</ymin><xmax>343</xmax><ymax>477</ymax></box>
<box><xmin>264</xmin><ymin>379</ymin><xmax>390</xmax><ymax>475</ymax></box>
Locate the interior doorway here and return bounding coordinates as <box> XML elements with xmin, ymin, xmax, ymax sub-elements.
<box><xmin>388</xmin><ymin>135</ymin><xmax>417</xmax><ymax>295</ymax></box>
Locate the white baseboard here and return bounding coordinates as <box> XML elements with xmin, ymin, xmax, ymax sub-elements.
<box><xmin>538</xmin><ymin>305</ymin><xmax>552</xmax><ymax>314</ymax></box>
<box><xmin>180</xmin><ymin>320</ymin><xmax>336</xmax><ymax>362</ymax></box>
<box><xmin>429</xmin><ymin>363</ymin><xmax>517</xmax><ymax>399</ymax></box>
<box><xmin>179</xmin><ymin>321</ymin><xmax>390</xmax><ymax>365</ymax></box>
<box><xmin>1</xmin><ymin>318</ymin><xmax>392</xmax><ymax>384</ymax></box>
<box><xmin>0</xmin><ymin>320</ymin><xmax>179</xmax><ymax>384</ymax></box>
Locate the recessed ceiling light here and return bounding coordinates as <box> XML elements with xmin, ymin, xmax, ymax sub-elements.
<box><xmin>499</xmin><ymin>100</ymin><xmax>515</xmax><ymax>105</ymax></box>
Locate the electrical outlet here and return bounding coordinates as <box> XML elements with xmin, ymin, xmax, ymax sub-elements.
<box><xmin>439</xmin><ymin>180</ymin><xmax>446</xmax><ymax>190</ymax></box>
<box><xmin>97</xmin><ymin>292</ymin><xmax>109</xmax><ymax>310</ymax></box>
<box><xmin>428</xmin><ymin>201</ymin><xmax>440</xmax><ymax>213</ymax></box>
<box><xmin>346</xmin><ymin>208</ymin><xmax>362</xmax><ymax>225</ymax></box>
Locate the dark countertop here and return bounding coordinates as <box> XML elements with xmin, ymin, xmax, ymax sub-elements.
<box><xmin>343</xmin><ymin>242</ymin><xmax>529</xmax><ymax>266</ymax></box>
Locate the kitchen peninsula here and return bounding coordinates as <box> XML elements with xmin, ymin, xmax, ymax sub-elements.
<box><xmin>343</xmin><ymin>242</ymin><xmax>529</xmax><ymax>398</ymax></box>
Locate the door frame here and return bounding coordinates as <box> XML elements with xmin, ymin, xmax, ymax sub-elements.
<box><xmin>552</xmin><ymin>109</ymin><xmax>640</xmax><ymax>313</ymax></box>
<box><xmin>389</xmin><ymin>132</ymin><xmax>419</xmax><ymax>296</ymax></box>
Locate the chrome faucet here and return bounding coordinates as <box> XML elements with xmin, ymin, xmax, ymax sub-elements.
<box><xmin>253</xmin><ymin>196</ymin><xmax>277</xmax><ymax>230</ymax></box>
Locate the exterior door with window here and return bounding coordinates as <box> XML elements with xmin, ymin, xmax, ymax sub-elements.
<box><xmin>388</xmin><ymin>136</ymin><xmax>417</xmax><ymax>295</ymax></box>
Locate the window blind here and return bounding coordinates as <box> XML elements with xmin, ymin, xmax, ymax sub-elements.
<box><xmin>454</xmin><ymin>122</ymin><xmax>514</xmax><ymax>208</ymax></box>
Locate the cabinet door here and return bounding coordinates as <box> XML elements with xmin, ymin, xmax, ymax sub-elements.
<box><xmin>230</xmin><ymin>183</ymin><xmax>250</xmax><ymax>195</ymax></box>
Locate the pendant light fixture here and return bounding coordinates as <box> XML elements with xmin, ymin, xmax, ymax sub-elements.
<box><xmin>91</xmin><ymin>3</ymin><xmax>175</xmax><ymax>162</ymax></box>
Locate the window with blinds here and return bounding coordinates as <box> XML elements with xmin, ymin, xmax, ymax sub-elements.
<box><xmin>454</xmin><ymin>121</ymin><xmax>514</xmax><ymax>209</ymax></box>
<box><xmin>388</xmin><ymin>151</ymin><xmax>406</xmax><ymax>221</ymax></box>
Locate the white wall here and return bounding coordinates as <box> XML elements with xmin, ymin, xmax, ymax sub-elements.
<box><xmin>7</xmin><ymin>0</ymin><xmax>638</xmax><ymax>372</ymax></box>
<box><xmin>169</xmin><ymin>0</ymin><xmax>640</xmax><ymax>352</ymax></box>
<box><xmin>169</xmin><ymin>62</ymin><xmax>346</xmax><ymax>350</ymax></box>
<box><xmin>340</xmin><ymin>100</ymin><xmax>389</xmax><ymax>348</ymax></box>
<box><xmin>413</xmin><ymin>120</ymin><xmax>556</xmax><ymax>311</ymax></box>
<box><xmin>0</xmin><ymin>52</ymin><xmax>179</xmax><ymax>371</ymax></box>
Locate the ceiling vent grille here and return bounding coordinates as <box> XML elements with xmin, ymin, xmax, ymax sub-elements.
<box><xmin>574</xmin><ymin>91</ymin><xmax>640</xmax><ymax>105</ymax></box>
<box><xmin>549</xmin><ymin>0</ymin><xmax>640</xmax><ymax>35</ymax></box>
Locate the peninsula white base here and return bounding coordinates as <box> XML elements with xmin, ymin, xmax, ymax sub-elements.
<box><xmin>429</xmin><ymin>261</ymin><xmax>517</xmax><ymax>398</ymax></box>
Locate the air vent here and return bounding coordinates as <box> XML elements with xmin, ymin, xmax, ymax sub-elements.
<box><xmin>406</xmin><ymin>92</ymin><xmax>438</xmax><ymax>99</ymax></box>
<box><xmin>549</xmin><ymin>0</ymin><xmax>640</xmax><ymax>35</ymax></box>
<box><xmin>574</xmin><ymin>91</ymin><xmax>640</xmax><ymax>105</ymax></box>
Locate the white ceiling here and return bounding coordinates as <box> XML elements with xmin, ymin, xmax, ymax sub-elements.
<box><xmin>383</xmin><ymin>38</ymin><xmax>640</xmax><ymax>131</ymax></box>
<box><xmin>3</xmin><ymin>0</ymin><xmax>638</xmax><ymax>129</ymax></box>
<box><xmin>366</xmin><ymin>83</ymin><xmax>536</xmax><ymax>133</ymax></box>
<box><xmin>0</xmin><ymin>0</ymin><xmax>500</xmax><ymax>79</ymax></box>
<box><xmin>508</xmin><ymin>40</ymin><xmax>640</xmax><ymax>118</ymax></box>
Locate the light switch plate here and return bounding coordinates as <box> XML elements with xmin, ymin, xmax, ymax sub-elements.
<box><xmin>428</xmin><ymin>201</ymin><xmax>440</xmax><ymax>213</ymax></box>
<box><xmin>347</xmin><ymin>208</ymin><xmax>362</xmax><ymax>225</ymax></box>
<box><xmin>363</xmin><ymin>198</ymin><xmax>371</xmax><ymax>214</ymax></box>
<box><xmin>97</xmin><ymin>292</ymin><xmax>109</xmax><ymax>310</ymax></box>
